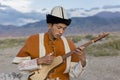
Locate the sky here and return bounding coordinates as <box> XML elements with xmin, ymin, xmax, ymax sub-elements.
<box><xmin>0</xmin><ymin>0</ymin><xmax>120</xmax><ymax>13</ymax></box>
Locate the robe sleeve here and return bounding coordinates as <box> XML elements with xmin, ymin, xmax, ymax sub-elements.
<box><xmin>18</xmin><ymin>59</ymin><xmax>40</xmax><ymax>71</ymax></box>
<box><xmin>67</xmin><ymin>39</ymin><xmax>80</xmax><ymax>62</ymax></box>
<box><xmin>12</xmin><ymin>36</ymin><xmax>32</xmax><ymax>64</ymax></box>
<box><xmin>12</xmin><ymin>35</ymin><xmax>40</xmax><ymax>71</ymax></box>
<box><xmin>69</xmin><ymin>62</ymin><xmax>85</xmax><ymax>78</ymax></box>
<box><xmin>67</xmin><ymin>39</ymin><xmax>86</xmax><ymax>78</ymax></box>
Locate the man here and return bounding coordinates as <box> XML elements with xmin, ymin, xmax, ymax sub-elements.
<box><xmin>12</xmin><ymin>6</ymin><xmax>86</xmax><ymax>80</ymax></box>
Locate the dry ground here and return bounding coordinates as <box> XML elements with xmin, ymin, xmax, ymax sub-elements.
<box><xmin>0</xmin><ymin>46</ymin><xmax>120</xmax><ymax>80</ymax></box>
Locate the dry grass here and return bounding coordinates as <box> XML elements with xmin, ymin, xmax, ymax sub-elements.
<box><xmin>0</xmin><ymin>37</ymin><xmax>26</xmax><ymax>49</ymax></box>
<box><xmin>0</xmin><ymin>32</ymin><xmax>120</xmax><ymax>57</ymax></box>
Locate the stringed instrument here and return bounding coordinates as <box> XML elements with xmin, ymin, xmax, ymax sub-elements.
<box><xmin>30</xmin><ymin>32</ymin><xmax>109</xmax><ymax>80</ymax></box>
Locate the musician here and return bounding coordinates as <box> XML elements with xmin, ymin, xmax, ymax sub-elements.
<box><xmin>12</xmin><ymin>6</ymin><xmax>86</xmax><ymax>80</ymax></box>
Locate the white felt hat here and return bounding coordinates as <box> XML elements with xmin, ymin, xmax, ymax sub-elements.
<box><xmin>46</xmin><ymin>6</ymin><xmax>71</xmax><ymax>26</ymax></box>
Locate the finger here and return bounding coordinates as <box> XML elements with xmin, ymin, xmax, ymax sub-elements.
<box><xmin>78</xmin><ymin>46</ymin><xmax>85</xmax><ymax>50</ymax></box>
<box><xmin>47</xmin><ymin>52</ymin><xmax>54</xmax><ymax>61</ymax></box>
<box><xmin>75</xmin><ymin>49</ymin><xmax>82</xmax><ymax>55</ymax></box>
<box><xmin>47</xmin><ymin>52</ymin><xmax>54</xmax><ymax>56</ymax></box>
<box><xmin>50</xmin><ymin>52</ymin><xmax>54</xmax><ymax>56</ymax></box>
<box><xmin>76</xmin><ymin>48</ymin><xmax>81</xmax><ymax>52</ymax></box>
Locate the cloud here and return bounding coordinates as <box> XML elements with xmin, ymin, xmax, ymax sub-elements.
<box><xmin>84</xmin><ymin>7</ymin><xmax>100</xmax><ymax>12</ymax></box>
<box><xmin>103</xmin><ymin>5</ymin><xmax>120</xmax><ymax>9</ymax></box>
<box><xmin>20</xmin><ymin>18</ymin><xmax>39</xmax><ymax>23</ymax></box>
<box><xmin>0</xmin><ymin>0</ymin><xmax>32</xmax><ymax>13</ymax></box>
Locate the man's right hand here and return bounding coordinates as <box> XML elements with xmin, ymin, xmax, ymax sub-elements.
<box><xmin>37</xmin><ymin>52</ymin><xmax>54</xmax><ymax>65</ymax></box>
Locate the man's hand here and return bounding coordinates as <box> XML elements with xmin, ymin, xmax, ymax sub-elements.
<box><xmin>75</xmin><ymin>46</ymin><xmax>85</xmax><ymax>56</ymax></box>
<box><xmin>74</xmin><ymin>46</ymin><xmax>86</xmax><ymax>67</ymax></box>
<box><xmin>37</xmin><ymin>52</ymin><xmax>54</xmax><ymax>65</ymax></box>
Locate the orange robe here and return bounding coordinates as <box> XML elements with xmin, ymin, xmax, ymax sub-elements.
<box><xmin>15</xmin><ymin>32</ymin><xmax>80</xmax><ymax>80</ymax></box>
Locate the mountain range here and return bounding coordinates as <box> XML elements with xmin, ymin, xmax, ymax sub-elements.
<box><xmin>0</xmin><ymin>4</ymin><xmax>120</xmax><ymax>37</ymax></box>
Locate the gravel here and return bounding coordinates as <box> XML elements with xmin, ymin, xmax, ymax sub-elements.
<box><xmin>0</xmin><ymin>46</ymin><xmax>120</xmax><ymax>80</ymax></box>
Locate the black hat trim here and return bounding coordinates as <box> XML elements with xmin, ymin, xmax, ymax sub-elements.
<box><xmin>46</xmin><ymin>14</ymin><xmax>71</xmax><ymax>26</ymax></box>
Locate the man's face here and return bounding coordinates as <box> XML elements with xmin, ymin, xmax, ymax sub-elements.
<box><xmin>48</xmin><ymin>23</ymin><xmax>67</xmax><ymax>39</ymax></box>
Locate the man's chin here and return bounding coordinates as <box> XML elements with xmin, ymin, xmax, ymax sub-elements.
<box><xmin>55</xmin><ymin>36</ymin><xmax>61</xmax><ymax>39</ymax></box>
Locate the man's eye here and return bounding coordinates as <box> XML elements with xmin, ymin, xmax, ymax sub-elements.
<box><xmin>57</xmin><ymin>27</ymin><xmax>61</xmax><ymax>29</ymax></box>
<box><xmin>63</xmin><ymin>28</ymin><xmax>66</xmax><ymax>30</ymax></box>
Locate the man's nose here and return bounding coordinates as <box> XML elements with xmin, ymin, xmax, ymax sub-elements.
<box><xmin>59</xmin><ymin>29</ymin><xmax>63</xmax><ymax>34</ymax></box>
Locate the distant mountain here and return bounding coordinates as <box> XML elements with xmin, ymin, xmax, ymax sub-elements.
<box><xmin>0</xmin><ymin>5</ymin><xmax>120</xmax><ymax>37</ymax></box>
<box><xmin>0</xmin><ymin>11</ymin><xmax>120</xmax><ymax>37</ymax></box>
<box><xmin>69</xmin><ymin>16</ymin><xmax>120</xmax><ymax>33</ymax></box>
<box><xmin>95</xmin><ymin>11</ymin><xmax>120</xmax><ymax>18</ymax></box>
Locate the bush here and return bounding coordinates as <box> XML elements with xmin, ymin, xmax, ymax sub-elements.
<box><xmin>66</xmin><ymin>35</ymin><xmax>82</xmax><ymax>43</ymax></box>
<box><xmin>84</xmin><ymin>34</ymin><xmax>95</xmax><ymax>40</ymax></box>
<box><xmin>86</xmin><ymin>39</ymin><xmax>120</xmax><ymax>56</ymax></box>
<box><xmin>0</xmin><ymin>38</ymin><xmax>26</xmax><ymax>49</ymax></box>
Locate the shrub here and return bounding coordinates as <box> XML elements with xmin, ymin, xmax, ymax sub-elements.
<box><xmin>66</xmin><ymin>35</ymin><xmax>82</xmax><ymax>43</ymax></box>
<box><xmin>86</xmin><ymin>39</ymin><xmax>120</xmax><ymax>56</ymax></box>
<box><xmin>0</xmin><ymin>38</ymin><xmax>26</xmax><ymax>49</ymax></box>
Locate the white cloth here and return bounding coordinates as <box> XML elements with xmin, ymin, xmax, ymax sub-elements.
<box><xmin>39</xmin><ymin>33</ymin><xmax>45</xmax><ymax>57</ymax></box>
<box><xmin>12</xmin><ymin>56</ymin><xmax>31</xmax><ymax>64</ymax></box>
<box><xmin>69</xmin><ymin>62</ymin><xmax>84</xmax><ymax>78</ymax></box>
<box><xmin>18</xmin><ymin>59</ymin><xmax>39</xmax><ymax>71</ymax></box>
<box><xmin>61</xmin><ymin>36</ymin><xmax>71</xmax><ymax>73</ymax></box>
